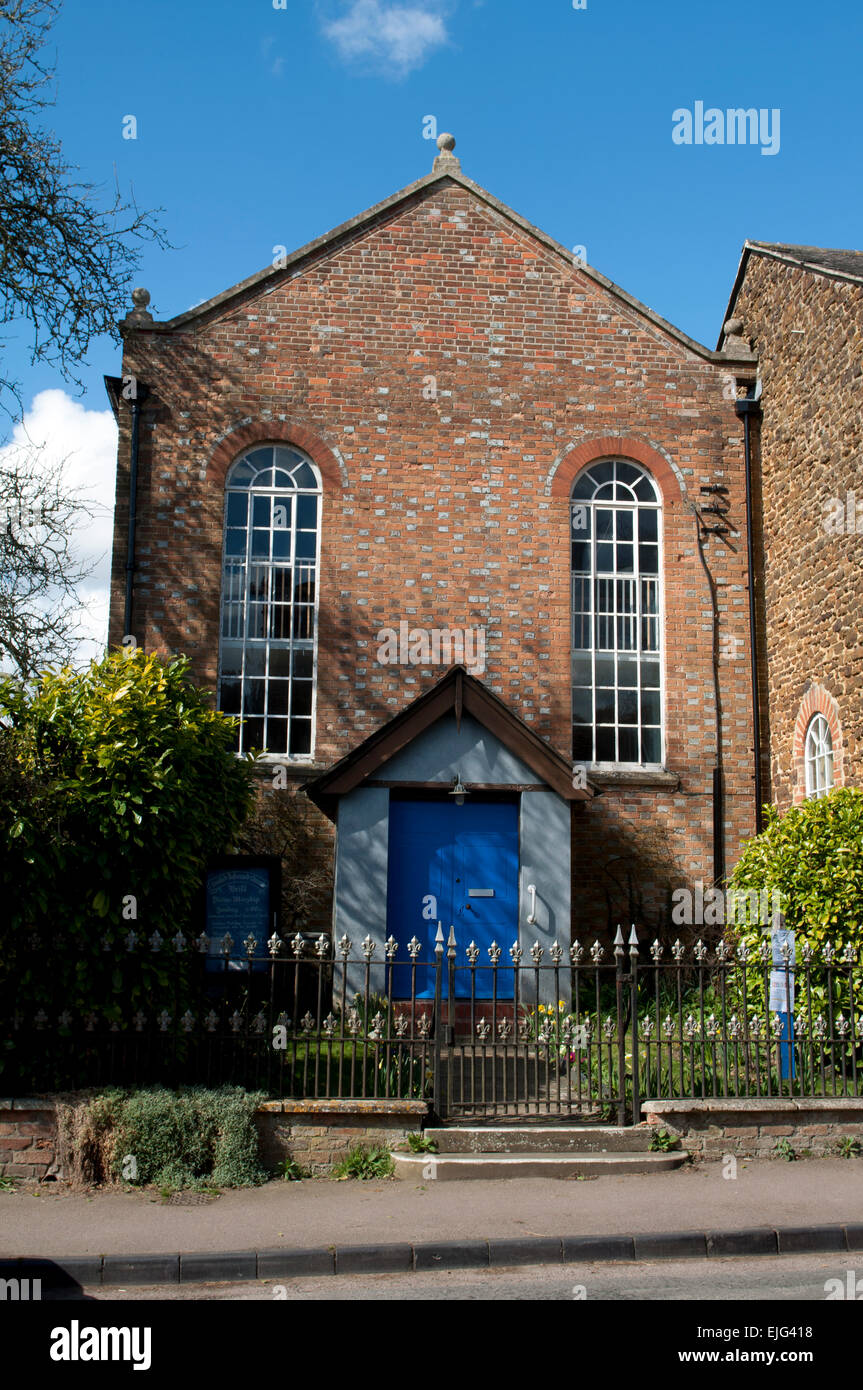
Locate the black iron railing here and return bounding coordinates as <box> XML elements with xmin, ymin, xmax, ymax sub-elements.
<box><xmin>3</xmin><ymin>925</ymin><xmax>861</xmax><ymax>1120</ymax></box>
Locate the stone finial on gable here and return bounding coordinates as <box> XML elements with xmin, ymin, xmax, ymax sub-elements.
<box><xmin>722</xmin><ymin>317</ymin><xmax>752</xmax><ymax>355</ymax></box>
<box><xmin>123</xmin><ymin>287</ymin><xmax>154</xmax><ymax>326</ymax></box>
<box><xmin>433</xmin><ymin>132</ymin><xmax>461</xmax><ymax>173</ymax></box>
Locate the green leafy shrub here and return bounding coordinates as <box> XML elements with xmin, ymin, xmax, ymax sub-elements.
<box><xmin>0</xmin><ymin>649</ymin><xmax>254</xmax><ymax>1037</ymax></box>
<box><xmin>730</xmin><ymin>789</ymin><xmax>863</xmax><ymax>949</ymax></box>
<box><xmin>729</xmin><ymin>788</ymin><xmax>863</xmax><ymax>1011</ymax></box>
<box><xmin>332</xmin><ymin>1145</ymin><xmax>395</xmax><ymax>1180</ymax></box>
<box><xmin>57</xmin><ymin>1087</ymin><xmax>268</xmax><ymax>1189</ymax></box>
<box><xmin>774</xmin><ymin>1138</ymin><xmax>796</xmax><ymax>1162</ymax></box>
<box><xmin>836</xmin><ymin>1136</ymin><xmax>861</xmax><ymax>1158</ymax></box>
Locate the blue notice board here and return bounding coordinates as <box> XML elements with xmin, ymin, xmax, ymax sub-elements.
<box><xmin>204</xmin><ymin>861</ymin><xmax>276</xmax><ymax>972</ymax></box>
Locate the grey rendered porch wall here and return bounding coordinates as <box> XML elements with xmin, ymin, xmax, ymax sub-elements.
<box><xmin>332</xmin><ymin>714</ymin><xmax>572</xmax><ymax>1002</ymax></box>
<box><xmin>518</xmin><ymin>790</ymin><xmax>571</xmax><ymax>1004</ymax></box>
<box><xmin>332</xmin><ymin>787</ymin><xmax>390</xmax><ymax>1000</ymax></box>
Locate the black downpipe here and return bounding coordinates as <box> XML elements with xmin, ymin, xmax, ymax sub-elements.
<box><xmin>123</xmin><ymin>384</ymin><xmax>149</xmax><ymax>640</ymax></box>
<box><xmin>693</xmin><ymin>512</ymin><xmax>725</xmax><ymax>884</ymax></box>
<box><xmin>736</xmin><ymin>396</ymin><xmax>763</xmax><ymax>834</ymax></box>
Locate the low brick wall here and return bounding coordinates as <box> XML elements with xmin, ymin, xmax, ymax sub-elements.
<box><xmin>0</xmin><ymin>1096</ymin><xmax>431</xmax><ymax>1182</ymax></box>
<box><xmin>644</xmin><ymin>1098</ymin><xmax>863</xmax><ymax>1160</ymax></box>
<box><xmin>256</xmin><ymin>1099</ymin><xmax>430</xmax><ymax>1175</ymax></box>
<box><xmin>0</xmin><ymin>1098</ymin><xmax>59</xmax><ymax>1180</ymax></box>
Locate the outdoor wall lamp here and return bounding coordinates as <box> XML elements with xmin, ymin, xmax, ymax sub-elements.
<box><xmin>449</xmin><ymin>773</ymin><xmax>468</xmax><ymax>806</ymax></box>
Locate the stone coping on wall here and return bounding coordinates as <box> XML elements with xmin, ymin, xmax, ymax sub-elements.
<box><xmin>644</xmin><ymin>1098</ymin><xmax>863</xmax><ymax>1115</ymax></box>
<box><xmin>256</xmin><ymin>1099</ymin><xmax>430</xmax><ymax>1116</ymax></box>
<box><xmin>0</xmin><ymin>1098</ymin><xmax>61</xmax><ymax>1110</ymax></box>
<box><xmin>1</xmin><ymin>1097</ymin><xmax>430</xmax><ymax>1116</ymax></box>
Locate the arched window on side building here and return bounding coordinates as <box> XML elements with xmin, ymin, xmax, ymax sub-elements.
<box><xmin>804</xmin><ymin>712</ymin><xmax>834</xmax><ymax>800</ymax></box>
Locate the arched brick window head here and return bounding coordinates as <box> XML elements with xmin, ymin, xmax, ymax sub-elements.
<box><xmin>792</xmin><ymin>685</ymin><xmax>843</xmax><ymax>805</ymax></box>
<box><xmin>218</xmin><ymin>444</ymin><xmax>321</xmax><ymax>758</ymax></box>
<box><xmin>570</xmin><ymin>459</ymin><xmax>663</xmax><ymax>766</ymax></box>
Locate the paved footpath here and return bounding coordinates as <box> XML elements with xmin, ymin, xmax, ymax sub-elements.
<box><xmin>1</xmin><ymin>1159</ymin><xmax>862</xmax><ymax>1263</ymax></box>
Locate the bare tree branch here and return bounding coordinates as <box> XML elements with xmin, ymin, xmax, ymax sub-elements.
<box><xmin>0</xmin><ymin>0</ymin><xmax>171</xmax><ymax>427</ymax></box>
<box><xmin>0</xmin><ymin>442</ymin><xmax>97</xmax><ymax>678</ymax></box>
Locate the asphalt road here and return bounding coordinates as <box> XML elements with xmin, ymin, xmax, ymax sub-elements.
<box><xmin>43</xmin><ymin>1253</ymin><xmax>863</xmax><ymax>1300</ymax></box>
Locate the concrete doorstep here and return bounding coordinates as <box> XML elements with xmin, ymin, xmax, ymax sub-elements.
<box><xmin>5</xmin><ymin>1222</ymin><xmax>863</xmax><ymax>1287</ymax></box>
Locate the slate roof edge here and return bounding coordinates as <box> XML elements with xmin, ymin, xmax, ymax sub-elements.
<box><xmin>719</xmin><ymin>239</ymin><xmax>863</xmax><ymax>348</ymax></box>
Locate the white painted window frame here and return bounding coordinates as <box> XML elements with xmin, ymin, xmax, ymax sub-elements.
<box><xmin>570</xmin><ymin>459</ymin><xmax>665</xmax><ymax>771</ymax></box>
<box><xmin>217</xmin><ymin>445</ymin><xmax>322</xmax><ymax>763</ymax></box>
<box><xmin>804</xmin><ymin>712</ymin><xmax>834</xmax><ymax>800</ymax></box>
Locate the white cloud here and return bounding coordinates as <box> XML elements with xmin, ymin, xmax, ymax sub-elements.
<box><xmin>323</xmin><ymin>0</ymin><xmax>448</xmax><ymax>76</ymax></box>
<box><xmin>0</xmin><ymin>389</ymin><xmax>118</xmax><ymax>667</ymax></box>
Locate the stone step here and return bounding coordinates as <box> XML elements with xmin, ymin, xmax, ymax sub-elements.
<box><xmin>425</xmin><ymin>1125</ymin><xmax>658</xmax><ymax>1153</ymax></box>
<box><xmin>391</xmin><ymin>1150</ymin><xmax>686</xmax><ymax>1181</ymax></box>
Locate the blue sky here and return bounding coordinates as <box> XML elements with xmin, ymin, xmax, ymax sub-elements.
<box><xmin>8</xmin><ymin>0</ymin><xmax>863</xmax><ymax>402</ymax></box>
<box><xmin>3</xmin><ymin>0</ymin><xmax>861</xmax><ymax>655</ymax></box>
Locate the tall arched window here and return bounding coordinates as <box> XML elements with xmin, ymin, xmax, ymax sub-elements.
<box><xmin>218</xmin><ymin>445</ymin><xmax>321</xmax><ymax>757</ymax></box>
<box><xmin>571</xmin><ymin>459</ymin><xmax>662</xmax><ymax>766</ymax></box>
<box><xmin>804</xmin><ymin>713</ymin><xmax>834</xmax><ymax>800</ymax></box>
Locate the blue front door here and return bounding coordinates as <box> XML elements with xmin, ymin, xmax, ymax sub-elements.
<box><xmin>387</xmin><ymin>799</ymin><xmax>519</xmax><ymax>998</ymax></box>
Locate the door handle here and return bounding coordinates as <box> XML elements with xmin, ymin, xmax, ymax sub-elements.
<box><xmin>526</xmin><ymin>883</ymin><xmax>537</xmax><ymax>926</ymax></box>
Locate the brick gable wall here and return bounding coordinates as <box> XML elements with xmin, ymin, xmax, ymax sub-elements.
<box><xmin>109</xmin><ymin>179</ymin><xmax>759</xmax><ymax>938</ymax></box>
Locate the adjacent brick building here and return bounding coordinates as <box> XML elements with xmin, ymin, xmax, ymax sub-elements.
<box><xmin>721</xmin><ymin>243</ymin><xmax>863</xmax><ymax>812</ymax></box>
<box><xmin>107</xmin><ymin>136</ymin><xmax>824</xmax><ymax>964</ymax></box>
